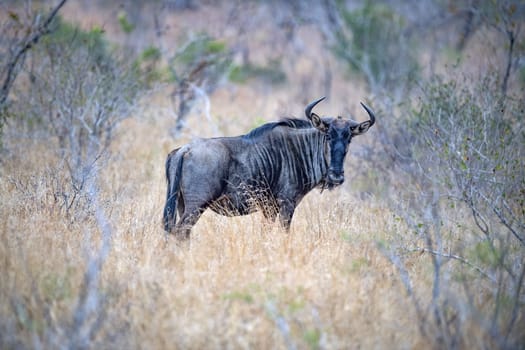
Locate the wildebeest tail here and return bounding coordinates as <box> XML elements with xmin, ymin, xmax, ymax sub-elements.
<box><xmin>163</xmin><ymin>148</ymin><xmax>184</xmax><ymax>232</ymax></box>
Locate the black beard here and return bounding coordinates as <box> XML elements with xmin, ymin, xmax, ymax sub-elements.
<box><xmin>318</xmin><ymin>179</ymin><xmax>342</xmax><ymax>192</ymax></box>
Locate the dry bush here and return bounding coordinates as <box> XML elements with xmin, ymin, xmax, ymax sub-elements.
<box><xmin>12</xmin><ymin>17</ymin><xmax>141</xmax><ymax>219</ymax></box>
<box><xmin>1</xmin><ymin>12</ymin><xmax>146</xmax><ymax>348</ymax></box>
<box><xmin>376</xmin><ymin>74</ymin><xmax>525</xmax><ymax>349</ymax></box>
<box><xmin>0</xmin><ymin>0</ymin><xmax>67</xmax><ymax>131</ymax></box>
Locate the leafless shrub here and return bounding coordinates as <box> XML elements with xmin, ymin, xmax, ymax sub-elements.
<box><xmin>1</xmin><ymin>15</ymin><xmax>144</xmax><ymax>347</ymax></box>
<box><xmin>382</xmin><ymin>75</ymin><xmax>524</xmax><ymax>349</ymax></box>
<box><xmin>422</xmin><ymin>0</ymin><xmax>523</xmax><ymax>95</ymax></box>
<box><xmin>11</xmin><ymin>18</ymin><xmax>141</xmax><ymax>219</ymax></box>
<box><xmin>167</xmin><ymin>34</ymin><xmax>232</xmax><ymax>137</ymax></box>
<box><xmin>0</xmin><ymin>0</ymin><xmax>67</xmax><ymax>136</ymax></box>
<box><xmin>325</xmin><ymin>0</ymin><xmax>419</xmax><ymax>102</ymax></box>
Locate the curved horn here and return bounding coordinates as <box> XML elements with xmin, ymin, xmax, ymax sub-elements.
<box><xmin>360</xmin><ymin>102</ymin><xmax>376</xmax><ymax>127</ymax></box>
<box><xmin>305</xmin><ymin>96</ymin><xmax>326</xmax><ymax>119</ymax></box>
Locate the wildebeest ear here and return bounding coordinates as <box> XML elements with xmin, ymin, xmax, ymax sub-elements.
<box><xmin>310</xmin><ymin>113</ymin><xmax>329</xmax><ymax>132</ymax></box>
<box><xmin>351</xmin><ymin>120</ymin><xmax>371</xmax><ymax>135</ymax></box>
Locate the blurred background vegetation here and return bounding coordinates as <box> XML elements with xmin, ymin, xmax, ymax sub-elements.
<box><xmin>1</xmin><ymin>0</ymin><xmax>524</xmax><ymax>349</ymax></box>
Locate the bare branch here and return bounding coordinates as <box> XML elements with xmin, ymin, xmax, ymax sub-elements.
<box><xmin>378</xmin><ymin>244</ymin><xmax>429</xmax><ymax>340</ymax></box>
<box><xmin>503</xmin><ymin>259</ymin><xmax>525</xmax><ymax>347</ymax></box>
<box><xmin>70</xmin><ymin>165</ymin><xmax>112</xmax><ymax>348</ymax></box>
<box><xmin>408</xmin><ymin>248</ymin><xmax>497</xmax><ymax>284</ymax></box>
<box><xmin>0</xmin><ymin>0</ymin><xmax>68</xmax><ymax>110</ymax></box>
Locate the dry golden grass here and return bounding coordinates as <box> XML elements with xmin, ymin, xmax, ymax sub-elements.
<box><xmin>4</xmin><ymin>83</ymin><xmax>520</xmax><ymax>349</ymax></box>
<box><xmin>2</xmin><ymin>2</ymin><xmax>522</xmax><ymax>349</ymax></box>
<box><xmin>2</xmin><ymin>79</ymin><xmax>509</xmax><ymax>350</ymax></box>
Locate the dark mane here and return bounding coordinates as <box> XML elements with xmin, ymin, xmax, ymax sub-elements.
<box><xmin>243</xmin><ymin>118</ymin><xmax>313</xmax><ymax>139</ymax></box>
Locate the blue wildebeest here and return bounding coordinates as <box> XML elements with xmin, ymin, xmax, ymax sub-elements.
<box><xmin>163</xmin><ymin>97</ymin><xmax>376</xmax><ymax>239</ymax></box>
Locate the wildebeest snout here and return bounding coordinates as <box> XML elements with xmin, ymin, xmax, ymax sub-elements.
<box><xmin>327</xmin><ymin>169</ymin><xmax>344</xmax><ymax>185</ymax></box>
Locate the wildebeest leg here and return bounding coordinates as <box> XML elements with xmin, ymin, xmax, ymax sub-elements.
<box><xmin>278</xmin><ymin>199</ymin><xmax>296</xmax><ymax>231</ymax></box>
<box><xmin>177</xmin><ymin>195</ymin><xmax>185</xmax><ymax>219</ymax></box>
<box><xmin>173</xmin><ymin>208</ymin><xmax>202</xmax><ymax>240</ymax></box>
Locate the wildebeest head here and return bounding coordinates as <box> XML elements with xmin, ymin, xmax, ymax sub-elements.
<box><xmin>305</xmin><ymin>97</ymin><xmax>376</xmax><ymax>186</ymax></box>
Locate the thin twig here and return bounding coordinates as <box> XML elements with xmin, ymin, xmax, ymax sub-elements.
<box><xmin>408</xmin><ymin>248</ymin><xmax>497</xmax><ymax>284</ymax></box>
